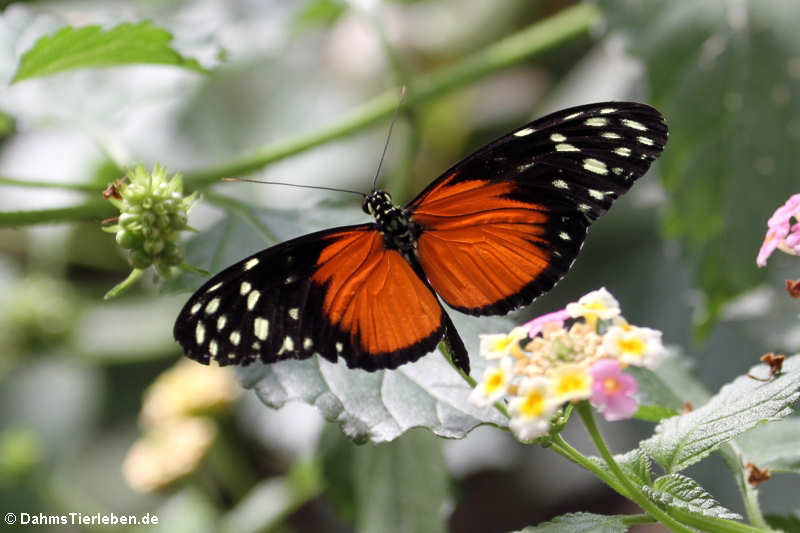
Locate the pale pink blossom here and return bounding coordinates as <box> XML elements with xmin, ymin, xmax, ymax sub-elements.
<box><xmin>588</xmin><ymin>359</ymin><xmax>638</xmax><ymax>421</ymax></box>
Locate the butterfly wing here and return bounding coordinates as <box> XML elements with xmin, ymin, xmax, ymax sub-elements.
<box><xmin>174</xmin><ymin>225</ymin><xmax>446</xmax><ymax>371</ymax></box>
<box><xmin>406</xmin><ymin>101</ymin><xmax>668</xmax><ymax>315</ymax></box>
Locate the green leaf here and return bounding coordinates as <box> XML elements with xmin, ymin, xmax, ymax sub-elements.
<box><xmin>352</xmin><ymin>429</ymin><xmax>450</xmax><ymax>533</ymax></box>
<box><xmin>628</xmin><ymin>350</ymin><xmax>710</xmax><ymax>418</ymax></box>
<box><xmin>513</xmin><ymin>512</ymin><xmax>627</xmax><ymax>533</ymax></box>
<box><xmin>170</xmin><ymin>199</ymin><xmax>511</xmax><ymax>442</ymax></box>
<box><xmin>765</xmin><ymin>514</ymin><xmax>800</xmax><ymax>533</ymax></box>
<box><xmin>12</xmin><ymin>21</ymin><xmax>207</xmax><ymax>83</ymax></box>
<box><xmin>641</xmin><ymin>354</ymin><xmax>800</xmax><ymax>473</ymax></box>
<box><xmin>589</xmin><ymin>449</ymin><xmax>652</xmax><ymax>487</ymax></box>
<box><xmin>634</xmin><ymin>404</ymin><xmax>678</xmax><ymax>422</ymax></box>
<box><xmin>293</xmin><ymin>0</ymin><xmax>348</xmax><ymax>32</ymax></box>
<box><xmin>601</xmin><ymin>0</ymin><xmax>800</xmax><ymax>328</ymax></box>
<box><xmin>644</xmin><ymin>473</ymin><xmax>741</xmax><ymax>520</ymax></box>
<box><xmin>736</xmin><ymin>416</ymin><xmax>800</xmax><ymax>474</ymax></box>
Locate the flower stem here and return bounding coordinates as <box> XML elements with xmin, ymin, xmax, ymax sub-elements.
<box><xmin>104</xmin><ymin>268</ymin><xmax>144</xmax><ymax>299</ymax></box>
<box><xmin>575</xmin><ymin>402</ymin><xmax>694</xmax><ymax>533</ymax></box>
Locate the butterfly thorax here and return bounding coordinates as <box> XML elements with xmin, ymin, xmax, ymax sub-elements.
<box><xmin>363</xmin><ymin>190</ymin><xmax>417</xmax><ymax>252</ymax></box>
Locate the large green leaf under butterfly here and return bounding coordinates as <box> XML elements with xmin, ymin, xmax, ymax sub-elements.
<box><xmin>174</xmin><ymin>102</ymin><xmax>667</xmax><ymax>373</ymax></box>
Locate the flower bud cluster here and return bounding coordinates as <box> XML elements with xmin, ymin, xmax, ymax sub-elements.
<box><xmin>104</xmin><ymin>164</ymin><xmax>197</xmax><ymax>277</ymax></box>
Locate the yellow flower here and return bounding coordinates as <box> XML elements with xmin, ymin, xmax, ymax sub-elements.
<box><xmin>509</xmin><ymin>377</ymin><xmax>556</xmax><ymax>440</ymax></box>
<box><xmin>602</xmin><ymin>325</ymin><xmax>668</xmax><ymax>369</ymax></box>
<box><xmin>479</xmin><ymin>327</ymin><xmax>529</xmax><ymax>359</ymax></box>
<box><xmin>469</xmin><ymin>358</ymin><xmax>512</xmax><ymax>407</ymax></box>
<box><xmin>122</xmin><ymin>417</ymin><xmax>216</xmax><ymax>493</ymax></box>
<box><xmin>548</xmin><ymin>363</ymin><xmax>593</xmax><ymax>403</ymax></box>
<box><xmin>565</xmin><ymin>287</ymin><xmax>620</xmax><ymax>327</ymax></box>
<box><xmin>139</xmin><ymin>359</ymin><xmax>240</xmax><ymax>428</ymax></box>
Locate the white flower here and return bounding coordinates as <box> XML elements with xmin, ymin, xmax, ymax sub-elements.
<box><xmin>548</xmin><ymin>363</ymin><xmax>593</xmax><ymax>403</ymax></box>
<box><xmin>602</xmin><ymin>324</ymin><xmax>667</xmax><ymax>369</ymax></box>
<box><xmin>469</xmin><ymin>358</ymin><xmax>513</xmax><ymax>407</ymax></box>
<box><xmin>566</xmin><ymin>287</ymin><xmax>620</xmax><ymax>324</ymax></box>
<box><xmin>508</xmin><ymin>377</ymin><xmax>556</xmax><ymax>441</ymax></box>
<box><xmin>479</xmin><ymin>327</ymin><xmax>528</xmax><ymax>359</ymax></box>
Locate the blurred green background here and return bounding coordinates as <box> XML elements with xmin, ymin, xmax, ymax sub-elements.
<box><xmin>1</xmin><ymin>0</ymin><xmax>799</xmax><ymax>531</ymax></box>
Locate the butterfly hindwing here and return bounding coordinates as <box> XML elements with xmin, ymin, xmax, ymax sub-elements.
<box><xmin>408</xmin><ymin>101</ymin><xmax>667</xmax><ymax>316</ymax></box>
<box><xmin>173</xmin><ymin>224</ymin><xmax>446</xmax><ymax>371</ymax></box>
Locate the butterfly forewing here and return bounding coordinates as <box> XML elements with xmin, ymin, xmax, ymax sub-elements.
<box><xmin>407</xmin><ymin>102</ymin><xmax>667</xmax><ymax>316</ymax></box>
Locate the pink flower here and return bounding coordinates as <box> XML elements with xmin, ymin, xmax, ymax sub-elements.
<box><xmin>757</xmin><ymin>194</ymin><xmax>800</xmax><ymax>267</ymax></box>
<box><xmin>588</xmin><ymin>359</ymin><xmax>638</xmax><ymax>421</ymax></box>
<box><xmin>523</xmin><ymin>309</ymin><xmax>571</xmax><ymax>337</ymax></box>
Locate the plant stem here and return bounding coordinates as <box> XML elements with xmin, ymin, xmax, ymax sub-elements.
<box><xmin>0</xmin><ymin>175</ymin><xmax>102</xmax><ymax>192</ymax></box>
<box><xmin>181</xmin><ymin>3</ymin><xmax>600</xmax><ymax>186</ymax></box>
<box><xmin>0</xmin><ymin>199</ymin><xmax>114</xmax><ymax>227</ymax></box>
<box><xmin>719</xmin><ymin>441</ymin><xmax>770</xmax><ymax>529</ymax></box>
<box><xmin>548</xmin><ymin>433</ymin><xmax>632</xmax><ymax>499</ymax></box>
<box><xmin>575</xmin><ymin>402</ymin><xmax>694</xmax><ymax>533</ymax></box>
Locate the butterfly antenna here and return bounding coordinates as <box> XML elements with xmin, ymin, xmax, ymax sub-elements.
<box><xmin>222</xmin><ymin>177</ymin><xmax>365</xmax><ymax>197</ymax></box>
<box><xmin>372</xmin><ymin>85</ymin><xmax>406</xmax><ymax>192</ymax></box>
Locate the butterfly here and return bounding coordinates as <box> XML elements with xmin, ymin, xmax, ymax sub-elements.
<box><xmin>174</xmin><ymin>101</ymin><xmax>668</xmax><ymax>375</ymax></box>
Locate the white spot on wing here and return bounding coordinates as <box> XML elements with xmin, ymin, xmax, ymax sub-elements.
<box><xmin>230</xmin><ymin>330</ymin><xmax>241</xmax><ymax>346</ymax></box>
<box><xmin>205</xmin><ymin>298</ymin><xmax>220</xmax><ymax>314</ymax></box>
<box><xmin>284</xmin><ymin>275</ymin><xmax>297</xmax><ymax>285</ymax></box>
<box><xmin>190</xmin><ymin>302</ymin><xmax>202</xmax><ymax>315</ymax></box>
<box><xmin>550</xmin><ymin>133</ymin><xmax>567</xmax><ymax>142</ymax></box>
<box><xmin>195</xmin><ymin>322</ymin><xmax>205</xmax><ymax>345</ymax></box>
<box><xmin>559</xmin><ymin>232</ymin><xmax>571</xmax><ymax>241</ymax></box>
<box><xmin>584</xmin><ymin>117</ymin><xmax>607</xmax><ymax>127</ymax></box>
<box><xmin>254</xmin><ymin>318</ymin><xmax>269</xmax><ymax>341</ymax></box>
<box><xmin>637</xmin><ymin>136</ymin><xmax>655</xmax><ymax>146</ymax></box>
<box><xmin>217</xmin><ymin>315</ymin><xmax>227</xmax><ymax>331</ymax></box>
<box><xmin>621</xmin><ymin>118</ymin><xmax>647</xmax><ymax>131</ymax></box>
<box><xmin>207</xmin><ymin>282</ymin><xmax>222</xmax><ymax>293</ymax></box>
<box><xmin>209</xmin><ymin>340</ymin><xmax>218</xmax><ymax>356</ymax></box>
<box><xmin>599</xmin><ymin>108</ymin><xmax>617</xmax><ymax>114</ymax></box>
<box><xmin>556</xmin><ymin>143</ymin><xmax>579</xmax><ymax>152</ymax></box>
<box><xmin>288</xmin><ymin>308</ymin><xmax>299</xmax><ymax>320</ymax></box>
<box><xmin>588</xmin><ymin>189</ymin><xmax>605</xmax><ymax>200</ymax></box>
<box><xmin>247</xmin><ymin>290</ymin><xmax>260</xmax><ymax>310</ymax></box>
<box><xmin>278</xmin><ymin>336</ymin><xmax>295</xmax><ymax>355</ymax></box>
<box><xmin>614</xmin><ymin>147</ymin><xmax>632</xmax><ymax>157</ymax></box>
<box><xmin>513</xmin><ymin>127</ymin><xmax>535</xmax><ymax>137</ymax></box>
<box><xmin>240</xmin><ymin>281</ymin><xmax>252</xmax><ymax>295</ymax></box>
<box><xmin>564</xmin><ymin>112</ymin><xmax>582</xmax><ymax>120</ymax></box>
<box><xmin>583</xmin><ymin>158</ymin><xmax>608</xmax><ymax>175</ymax></box>
<box><xmin>303</xmin><ymin>337</ymin><xmax>313</xmax><ymax>350</ymax></box>
<box><xmin>552</xmin><ymin>179</ymin><xmax>569</xmax><ymax>190</ymax></box>
<box><xmin>601</xmin><ymin>132</ymin><xmax>621</xmax><ymax>139</ymax></box>
<box><xmin>335</xmin><ymin>342</ymin><xmax>343</xmax><ymax>353</ymax></box>
<box><xmin>244</xmin><ymin>257</ymin><xmax>259</xmax><ymax>270</ymax></box>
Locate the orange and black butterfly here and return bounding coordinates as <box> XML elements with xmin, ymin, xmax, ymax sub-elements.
<box><xmin>174</xmin><ymin>102</ymin><xmax>668</xmax><ymax>375</ymax></box>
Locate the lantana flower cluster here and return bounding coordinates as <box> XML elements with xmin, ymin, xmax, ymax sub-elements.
<box><xmin>469</xmin><ymin>288</ymin><xmax>668</xmax><ymax>441</ymax></box>
<box><xmin>757</xmin><ymin>193</ymin><xmax>800</xmax><ymax>267</ymax></box>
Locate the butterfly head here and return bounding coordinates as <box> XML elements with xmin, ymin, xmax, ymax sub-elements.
<box><xmin>362</xmin><ymin>189</ymin><xmax>394</xmax><ymax>216</ymax></box>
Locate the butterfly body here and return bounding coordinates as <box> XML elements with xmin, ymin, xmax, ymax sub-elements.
<box><xmin>174</xmin><ymin>101</ymin><xmax>668</xmax><ymax>374</ymax></box>
<box><xmin>363</xmin><ymin>189</ymin><xmax>418</xmax><ymax>253</ymax></box>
